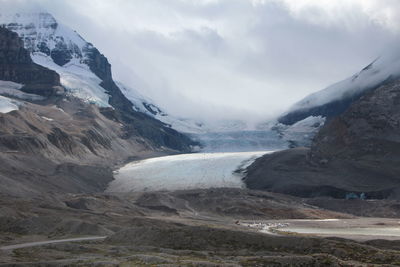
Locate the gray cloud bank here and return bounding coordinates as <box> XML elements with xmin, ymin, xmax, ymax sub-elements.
<box><xmin>2</xmin><ymin>0</ymin><xmax>400</xmax><ymax>123</ymax></box>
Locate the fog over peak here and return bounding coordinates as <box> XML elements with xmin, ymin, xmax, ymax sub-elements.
<box><xmin>1</xmin><ymin>0</ymin><xmax>400</xmax><ymax>124</ymax></box>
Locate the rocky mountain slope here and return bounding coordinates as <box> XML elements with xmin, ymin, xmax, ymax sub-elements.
<box><xmin>272</xmin><ymin>52</ymin><xmax>400</xmax><ymax>148</ymax></box>
<box><xmin>245</xmin><ymin>78</ymin><xmax>400</xmax><ymax>200</ymax></box>
<box><xmin>0</xmin><ymin>24</ymin><xmax>195</xmax><ymax>197</ymax></box>
<box><xmin>0</xmin><ymin>27</ymin><xmax>62</xmax><ymax>97</ymax></box>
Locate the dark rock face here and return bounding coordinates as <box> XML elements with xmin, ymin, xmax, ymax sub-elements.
<box><xmin>245</xmin><ymin>79</ymin><xmax>400</xmax><ymax>199</ymax></box>
<box><xmin>311</xmin><ymin>79</ymin><xmax>400</xmax><ymax>160</ymax></box>
<box><xmin>83</xmin><ymin>44</ymin><xmax>197</xmax><ymax>151</ymax></box>
<box><xmin>0</xmin><ymin>27</ymin><xmax>62</xmax><ymax>96</ymax></box>
<box><xmin>50</xmin><ymin>45</ymin><xmax>72</xmax><ymax>66</ymax></box>
<box><xmin>83</xmin><ymin>45</ymin><xmax>112</xmax><ymax>81</ymax></box>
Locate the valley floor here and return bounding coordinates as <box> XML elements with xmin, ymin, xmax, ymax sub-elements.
<box><xmin>2</xmin><ymin>153</ymin><xmax>400</xmax><ymax>266</ymax></box>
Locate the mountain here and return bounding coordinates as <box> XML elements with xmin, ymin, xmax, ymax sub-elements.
<box><xmin>271</xmin><ymin>51</ymin><xmax>400</xmax><ymax>148</ymax></box>
<box><xmin>1</xmin><ymin>12</ymin><xmax>291</xmax><ymax>154</ymax></box>
<box><xmin>0</xmin><ymin>13</ymin><xmax>202</xmax><ymax>197</ymax></box>
<box><xmin>0</xmin><ymin>12</ymin><xmax>212</xmax><ymax>136</ymax></box>
<box><xmin>244</xmin><ymin>77</ymin><xmax>400</xmax><ymax>200</ymax></box>
<box><xmin>0</xmin><ymin>12</ymin><xmax>198</xmax><ymax>151</ymax></box>
<box><xmin>278</xmin><ymin>52</ymin><xmax>400</xmax><ymax>126</ymax></box>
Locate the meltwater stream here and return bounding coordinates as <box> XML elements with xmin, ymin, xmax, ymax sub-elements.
<box><xmin>107</xmin><ymin>151</ymin><xmax>272</xmax><ymax>192</ymax></box>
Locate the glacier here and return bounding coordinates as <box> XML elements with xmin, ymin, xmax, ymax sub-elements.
<box><xmin>107</xmin><ymin>151</ymin><xmax>272</xmax><ymax>192</ymax></box>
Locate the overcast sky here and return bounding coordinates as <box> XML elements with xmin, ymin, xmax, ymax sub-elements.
<box><xmin>3</xmin><ymin>0</ymin><xmax>400</xmax><ymax>123</ymax></box>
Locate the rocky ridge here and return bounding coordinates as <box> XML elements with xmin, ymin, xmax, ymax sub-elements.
<box><xmin>0</xmin><ymin>26</ymin><xmax>63</xmax><ymax>97</ymax></box>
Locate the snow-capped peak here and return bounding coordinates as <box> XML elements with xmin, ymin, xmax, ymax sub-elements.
<box><xmin>0</xmin><ymin>12</ymin><xmax>209</xmax><ymax>133</ymax></box>
<box><xmin>0</xmin><ymin>12</ymin><xmax>88</xmax><ymax>65</ymax></box>
<box><xmin>0</xmin><ymin>12</ymin><xmax>113</xmax><ymax>107</ymax></box>
<box><xmin>288</xmin><ymin>52</ymin><xmax>400</xmax><ymax>113</ymax></box>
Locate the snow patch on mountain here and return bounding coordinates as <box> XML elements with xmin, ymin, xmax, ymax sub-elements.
<box><xmin>273</xmin><ymin>116</ymin><xmax>325</xmax><ymax>147</ymax></box>
<box><xmin>32</xmin><ymin>52</ymin><xmax>110</xmax><ymax>107</ymax></box>
<box><xmin>0</xmin><ymin>81</ymin><xmax>23</xmax><ymax>91</ymax></box>
<box><xmin>116</xmin><ymin>82</ymin><xmax>206</xmax><ymax>133</ymax></box>
<box><xmin>0</xmin><ymin>80</ymin><xmax>43</xmax><ymax>102</ymax></box>
<box><xmin>0</xmin><ymin>95</ymin><xmax>19</xmax><ymax>113</ymax></box>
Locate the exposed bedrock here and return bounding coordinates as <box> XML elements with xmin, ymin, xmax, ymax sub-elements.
<box><xmin>0</xmin><ymin>27</ymin><xmax>62</xmax><ymax>97</ymax></box>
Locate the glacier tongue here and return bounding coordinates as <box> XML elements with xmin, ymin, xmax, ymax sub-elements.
<box><xmin>107</xmin><ymin>151</ymin><xmax>272</xmax><ymax>192</ymax></box>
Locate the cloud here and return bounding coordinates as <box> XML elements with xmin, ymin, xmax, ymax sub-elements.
<box><xmin>2</xmin><ymin>0</ymin><xmax>400</xmax><ymax>123</ymax></box>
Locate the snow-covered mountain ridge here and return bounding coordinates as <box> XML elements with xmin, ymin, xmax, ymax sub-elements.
<box><xmin>278</xmin><ymin>51</ymin><xmax>400</xmax><ymax>126</ymax></box>
<box><xmin>1</xmin><ymin>12</ymin><xmax>88</xmax><ymax>65</ymax></box>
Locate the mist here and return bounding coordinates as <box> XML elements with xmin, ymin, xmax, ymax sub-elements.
<box><xmin>2</xmin><ymin>0</ymin><xmax>400</xmax><ymax>124</ymax></box>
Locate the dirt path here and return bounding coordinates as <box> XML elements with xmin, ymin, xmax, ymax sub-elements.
<box><xmin>0</xmin><ymin>236</ymin><xmax>107</xmax><ymax>251</ymax></box>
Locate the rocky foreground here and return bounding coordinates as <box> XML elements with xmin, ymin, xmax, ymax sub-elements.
<box><xmin>1</xmin><ymin>188</ymin><xmax>400</xmax><ymax>266</ymax></box>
